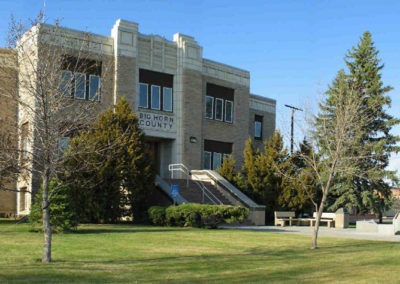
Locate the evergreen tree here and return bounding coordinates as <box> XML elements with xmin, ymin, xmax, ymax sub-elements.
<box><xmin>29</xmin><ymin>178</ymin><xmax>78</xmax><ymax>233</ymax></box>
<box><xmin>328</xmin><ymin>32</ymin><xmax>400</xmax><ymax>219</ymax></box>
<box><xmin>240</xmin><ymin>132</ymin><xmax>288</xmax><ymax>221</ymax></box>
<box><xmin>280</xmin><ymin>139</ymin><xmax>319</xmax><ymax>214</ymax></box>
<box><xmin>64</xmin><ymin>98</ymin><xmax>155</xmax><ymax>223</ymax></box>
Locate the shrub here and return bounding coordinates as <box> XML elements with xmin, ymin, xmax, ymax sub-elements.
<box><xmin>164</xmin><ymin>204</ymin><xmax>249</xmax><ymax>228</ymax></box>
<box><xmin>148</xmin><ymin>206</ymin><xmax>167</xmax><ymax>226</ymax></box>
<box><xmin>29</xmin><ymin>178</ymin><xmax>78</xmax><ymax>233</ymax></box>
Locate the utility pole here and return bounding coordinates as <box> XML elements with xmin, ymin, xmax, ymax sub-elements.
<box><xmin>284</xmin><ymin>104</ymin><xmax>303</xmax><ymax>154</ymax></box>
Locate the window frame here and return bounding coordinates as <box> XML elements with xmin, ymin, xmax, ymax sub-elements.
<box><xmin>212</xmin><ymin>152</ymin><xmax>222</xmax><ymax>170</ymax></box>
<box><xmin>215</xmin><ymin>98</ymin><xmax>224</xmax><ymax>121</ymax></box>
<box><xmin>254</xmin><ymin>115</ymin><xmax>264</xmax><ymax>140</ymax></box>
<box><xmin>163</xmin><ymin>87</ymin><xmax>173</xmax><ymax>112</ymax></box>
<box><xmin>60</xmin><ymin>70</ymin><xmax>72</xmax><ymax>97</ymax></box>
<box><xmin>89</xmin><ymin>75</ymin><xmax>101</xmax><ymax>101</ymax></box>
<box><xmin>74</xmin><ymin>72</ymin><xmax>86</xmax><ymax>100</ymax></box>
<box><xmin>205</xmin><ymin>96</ymin><xmax>214</xmax><ymax>119</ymax></box>
<box><xmin>225</xmin><ymin>100</ymin><xmax>233</xmax><ymax>123</ymax></box>
<box><xmin>203</xmin><ymin>151</ymin><xmax>212</xmax><ymax>170</ymax></box>
<box><xmin>139</xmin><ymin>83</ymin><xmax>149</xmax><ymax>109</ymax></box>
<box><xmin>151</xmin><ymin>85</ymin><xmax>161</xmax><ymax>110</ymax></box>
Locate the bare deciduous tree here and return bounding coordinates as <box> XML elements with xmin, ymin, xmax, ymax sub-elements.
<box><xmin>0</xmin><ymin>15</ymin><xmax>110</xmax><ymax>262</ymax></box>
<box><xmin>296</xmin><ymin>70</ymin><xmax>378</xmax><ymax>249</ymax></box>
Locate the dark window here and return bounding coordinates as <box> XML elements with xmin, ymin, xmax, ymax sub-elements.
<box><xmin>254</xmin><ymin>115</ymin><xmax>263</xmax><ymax>140</ymax></box>
<box><xmin>225</xmin><ymin>100</ymin><xmax>233</xmax><ymax>123</ymax></box>
<box><xmin>204</xmin><ymin>139</ymin><xmax>232</xmax><ymax>170</ymax></box>
<box><xmin>139</xmin><ymin>83</ymin><xmax>148</xmax><ymax>108</ymax></box>
<box><xmin>60</xmin><ymin>56</ymin><xmax>102</xmax><ymax>101</ymax></box>
<box><xmin>139</xmin><ymin>69</ymin><xmax>173</xmax><ymax>112</ymax></box>
<box><xmin>205</xmin><ymin>83</ymin><xmax>234</xmax><ymax>123</ymax></box>
<box><xmin>21</xmin><ymin>122</ymin><xmax>29</xmax><ymax>161</ymax></box>
<box><xmin>205</xmin><ymin>96</ymin><xmax>214</xmax><ymax>119</ymax></box>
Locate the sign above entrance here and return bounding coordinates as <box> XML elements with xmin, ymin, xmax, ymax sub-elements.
<box><xmin>138</xmin><ymin>111</ymin><xmax>176</xmax><ymax>135</ymax></box>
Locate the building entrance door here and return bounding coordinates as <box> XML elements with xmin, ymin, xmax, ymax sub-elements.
<box><xmin>145</xmin><ymin>141</ymin><xmax>161</xmax><ymax>175</ymax></box>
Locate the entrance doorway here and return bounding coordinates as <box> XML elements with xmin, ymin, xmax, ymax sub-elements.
<box><xmin>145</xmin><ymin>141</ymin><xmax>160</xmax><ymax>175</ymax></box>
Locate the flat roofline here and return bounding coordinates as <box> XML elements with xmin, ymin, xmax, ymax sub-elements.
<box><xmin>203</xmin><ymin>58</ymin><xmax>249</xmax><ymax>75</ymax></box>
<box><xmin>250</xmin><ymin>93</ymin><xmax>276</xmax><ymax>104</ymax></box>
<box><xmin>40</xmin><ymin>23</ymin><xmax>111</xmax><ymax>42</ymax></box>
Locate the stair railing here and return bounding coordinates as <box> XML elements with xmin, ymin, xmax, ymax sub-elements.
<box><xmin>190</xmin><ymin>171</ymin><xmax>223</xmax><ymax>205</ymax></box>
<box><xmin>168</xmin><ymin>163</ymin><xmax>223</xmax><ymax>205</ymax></box>
<box><xmin>168</xmin><ymin>163</ymin><xmax>190</xmax><ymax>188</ymax></box>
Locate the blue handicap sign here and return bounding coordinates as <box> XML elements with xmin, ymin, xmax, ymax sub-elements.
<box><xmin>171</xmin><ymin>184</ymin><xmax>179</xmax><ymax>198</ymax></box>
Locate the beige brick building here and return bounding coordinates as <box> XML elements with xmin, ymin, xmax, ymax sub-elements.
<box><xmin>0</xmin><ymin>19</ymin><xmax>275</xmax><ymax>217</ymax></box>
<box><xmin>0</xmin><ymin>50</ymin><xmax>18</xmax><ymax>217</ymax></box>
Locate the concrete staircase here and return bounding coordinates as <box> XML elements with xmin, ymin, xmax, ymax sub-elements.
<box><xmin>165</xmin><ymin>179</ymin><xmax>231</xmax><ymax>205</ymax></box>
<box><xmin>155</xmin><ymin>164</ymin><xmax>266</xmax><ymax>225</ymax></box>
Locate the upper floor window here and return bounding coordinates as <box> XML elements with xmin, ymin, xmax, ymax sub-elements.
<box><xmin>254</xmin><ymin>115</ymin><xmax>263</xmax><ymax>140</ymax></box>
<box><xmin>139</xmin><ymin>69</ymin><xmax>173</xmax><ymax>112</ymax></box>
<box><xmin>21</xmin><ymin>122</ymin><xmax>29</xmax><ymax>161</ymax></box>
<box><xmin>205</xmin><ymin>83</ymin><xmax>234</xmax><ymax>123</ymax></box>
<box><xmin>151</xmin><ymin>85</ymin><xmax>161</xmax><ymax>110</ymax></box>
<box><xmin>225</xmin><ymin>100</ymin><xmax>233</xmax><ymax>123</ymax></box>
<box><xmin>60</xmin><ymin>56</ymin><xmax>102</xmax><ymax>101</ymax></box>
<box><xmin>139</xmin><ymin>83</ymin><xmax>148</xmax><ymax>108</ymax></box>
<box><xmin>89</xmin><ymin>75</ymin><xmax>101</xmax><ymax>100</ymax></box>
<box><xmin>163</xmin><ymin>87</ymin><xmax>173</xmax><ymax>112</ymax></box>
<box><xmin>205</xmin><ymin>96</ymin><xmax>214</xmax><ymax>119</ymax></box>
<box><xmin>74</xmin><ymin>73</ymin><xmax>86</xmax><ymax>100</ymax></box>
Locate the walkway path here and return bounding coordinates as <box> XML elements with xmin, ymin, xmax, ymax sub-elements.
<box><xmin>221</xmin><ymin>225</ymin><xmax>400</xmax><ymax>242</ymax></box>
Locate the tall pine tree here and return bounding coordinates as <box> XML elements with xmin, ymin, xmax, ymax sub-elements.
<box><xmin>64</xmin><ymin>98</ymin><xmax>155</xmax><ymax>223</ymax></box>
<box><xmin>328</xmin><ymin>32</ymin><xmax>400</xmax><ymax>220</ymax></box>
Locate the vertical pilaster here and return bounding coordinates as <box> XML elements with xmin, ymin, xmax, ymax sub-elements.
<box><xmin>173</xmin><ymin>34</ymin><xmax>203</xmax><ymax>170</ymax></box>
<box><xmin>111</xmin><ymin>19</ymin><xmax>138</xmax><ymax>107</ymax></box>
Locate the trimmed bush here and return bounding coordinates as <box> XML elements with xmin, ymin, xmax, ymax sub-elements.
<box><xmin>163</xmin><ymin>204</ymin><xmax>249</xmax><ymax>228</ymax></box>
<box><xmin>148</xmin><ymin>206</ymin><xmax>167</xmax><ymax>226</ymax></box>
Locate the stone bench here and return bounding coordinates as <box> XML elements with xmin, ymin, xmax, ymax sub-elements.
<box><xmin>274</xmin><ymin>211</ymin><xmax>298</xmax><ymax>227</ymax></box>
<box><xmin>311</xmin><ymin>212</ymin><xmax>335</xmax><ymax>228</ymax></box>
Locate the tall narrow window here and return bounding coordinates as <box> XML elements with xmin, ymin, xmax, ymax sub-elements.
<box><xmin>60</xmin><ymin>71</ymin><xmax>72</xmax><ymax>97</ymax></box>
<box><xmin>61</xmin><ymin>56</ymin><xmax>102</xmax><ymax>101</ymax></box>
<box><xmin>151</xmin><ymin>85</ymin><xmax>161</xmax><ymax>110</ymax></box>
<box><xmin>21</xmin><ymin>122</ymin><xmax>29</xmax><ymax>161</ymax></box>
<box><xmin>19</xmin><ymin>188</ymin><xmax>27</xmax><ymax>212</ymax></box>
<box><xmin>205</xmin><ymin>96</ymin><xmax>214</xmax><ymax>119</ymax></box>
<box><xmin>254</xmin><ymin>115</ymin><xmax>263</xmax><ymax>140</ymax></box>
<box><xmin>213</xmin><ymin>152</ymin><xmax>222</xmax><ymax>170</ymax></box>
<box><xmin>74</xmin><ymin>73</ymin><xmax>86</xmax><ymax>99</ymax></box>
<box><xmin>58</xmin><ymin>137</ymin><xmax>69</xmax><ymax>155</ymax></box>
<box><xmin>215</xmin><ymin>98</ymin><xmax>224</xmax><ymax>121</ymax></box>
<box><xmin>163</xmin><ymin>87</ymin><xmax>173</xmax><ymax>112</ymax></box>
<box><xmin>139</xmin><ymin>83</ymin><xmax>148</xmax><ymax>108</ymax></box>
<box><xmin>203</xmin><ymin>151</ymin><xmax>212</xmax><ymax>170</ymax></box>
<box><xmin>139</xmin><ymin>69</ymin><xmax>173</xmax><ymax>112</ymax></box>
<box><xmin>225</xmin><ymin>100</ymin><xmax>233</xmax><ymax>123</ymax></box>
<box><xmin>89</xmin><ymin>75</ymin><xmax>101</xmax><ymax>101</ymax></box>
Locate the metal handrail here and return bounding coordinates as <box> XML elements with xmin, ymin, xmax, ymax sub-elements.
<box><xmin>168</xmin><ymin>163</ymin><xmax>223</xmax><ymax>205</ymax></box>
<box><xmin>168</xmin><ymin>163</ymin><xmax>189</xmax><ymax>187</ymax></box>
<box><xmin>190</xmin><ymin>171</ymin><xmax>223</xmax><ymax>205</ymax></box>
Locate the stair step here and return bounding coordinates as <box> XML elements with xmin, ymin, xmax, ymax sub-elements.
<box><xmin>166</xmin><ymin>179</ymin><xmax>232</xmax><ymax>205</ymax></box>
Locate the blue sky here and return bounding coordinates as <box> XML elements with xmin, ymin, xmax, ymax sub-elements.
<box><xmin>1</xmin><ymin>0</ymin><xmax>400</xmax><ymax>177</ymax></box>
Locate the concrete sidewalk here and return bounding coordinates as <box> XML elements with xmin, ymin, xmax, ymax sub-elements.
<box><xmin>221</xmin><ymin>225</ymin><xmax>400</xmax><ymax>242</ymax></box>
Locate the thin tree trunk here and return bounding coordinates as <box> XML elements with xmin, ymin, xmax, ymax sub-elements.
<box><xmin>42</xmin><ymin>169</ymin><xmax>52</xmax><ymax>263</ymax></box>
<box><xmin>312</xmin><ymin>188</ymin><xmax>328</xmax><ymax>249</ymax></box>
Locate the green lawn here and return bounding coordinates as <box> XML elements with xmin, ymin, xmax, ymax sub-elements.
<box><xmin>0</xmin><ymin>220</ymin><xmax>399</xmax><ymax>283</ymax></box>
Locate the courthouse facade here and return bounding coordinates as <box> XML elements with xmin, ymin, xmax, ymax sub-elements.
<box><xmin>0</xmin><ymin>19</ymin><xmax>276</xmax><ymax>216</ymax></box>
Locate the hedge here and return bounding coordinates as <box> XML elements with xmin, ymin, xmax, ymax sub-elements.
<box><xmin>148</xmin><ymin>204</ymin><xmax>249</xmax><ymax>228</ymax></box>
